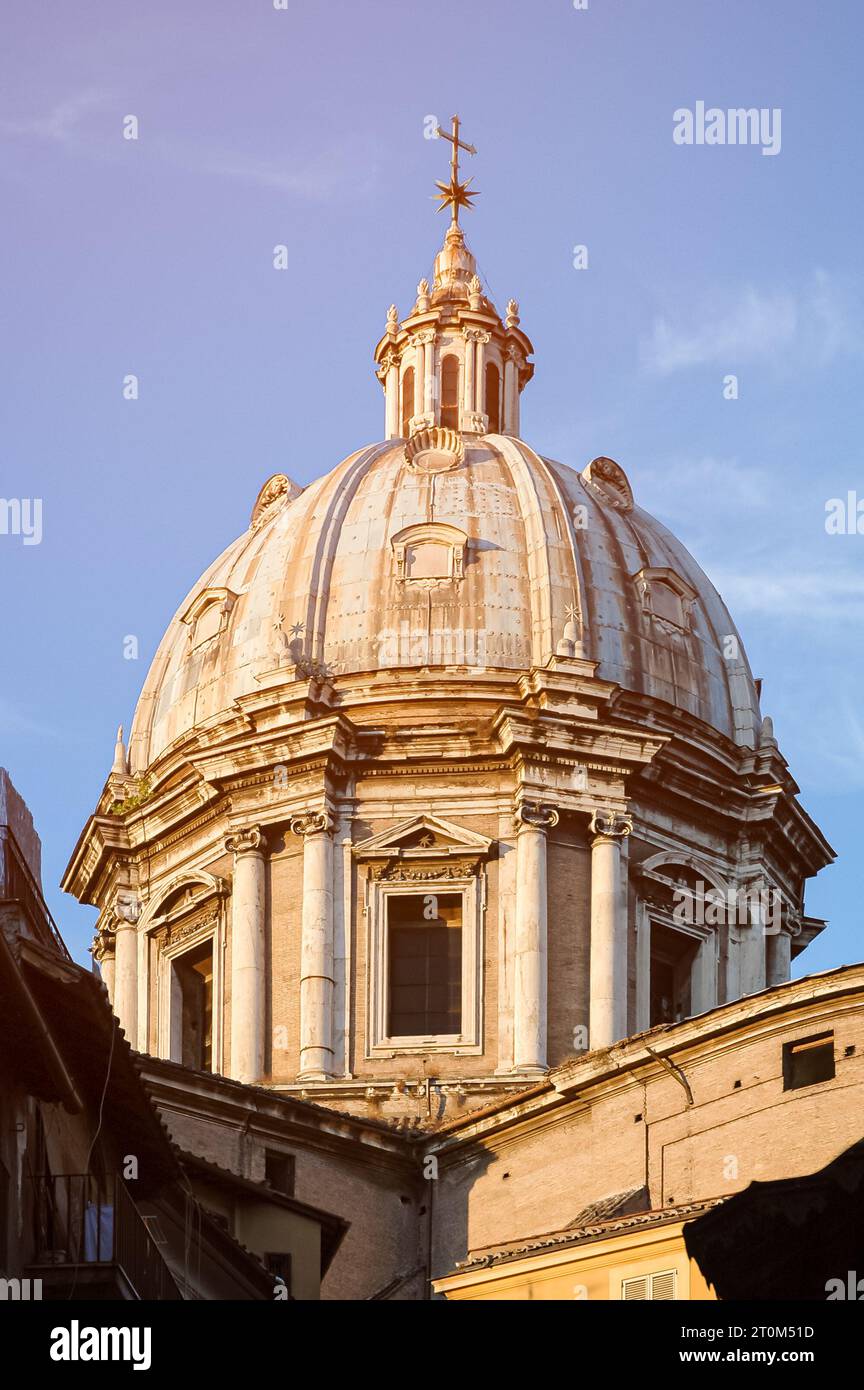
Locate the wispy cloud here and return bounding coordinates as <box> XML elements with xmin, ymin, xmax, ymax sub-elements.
<box><xmin>0</xmin><ymin>698</ymin><xmax>60</xmax><ymax>740</ymax></box>
<box><xmin>0</xmin><ymin>88</ymin><xmax>378</xmax><ymax>201</ymax></box>
<box><xmin>0</xmin><ymin>88</ymin><xmax>110</xmax><ymax>144</ymax></box>
<box><xmin>189</xmin><ymin>135</ymin><xmax>380</xmax><ymax>199</ymax></box>
<box><xmin>640</xmin><ymin>455</ymin><xmax>772</xmax><ymax>521</ymax></box>
<box><xmin>707</xmin><ymin>564</ymin><xmax>864</xmax><ymax>621</ymax></box>
<box><xmin>640</xmin><ymin>272</ymin><xmax>860</xmax><ymax>374</ymax></box>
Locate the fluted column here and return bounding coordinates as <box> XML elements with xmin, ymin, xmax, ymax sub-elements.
<box><xmin>512</xmin><ymin>802</ymin><xmax>559</xmax><ymax>1074</ymax></box>
<box><xmin>422</xmin><ymin>332</ymin><xmax>435</xmax><ymax>417</ymax></box>
<box><xmin>113</xmin><ymin>921</ymin><xmax>138</xmax><ymax>1042</ymax></box>
<box><xmin>291</xmin><ymin>810</ymin><xmax>335</xmax><ymax>1081</ymax></box>
<box><xmin>474</xmin><ymin>331</ymin><xmax>489</xmax><ymax>413</ymax></box>
<box><xmin>462</xmin><ymin>330</ymin><xmax>475</xmax><ymax>427</ymax></box>
<box><xmin>589</xmin><ymin>811</ymin><xmax>632</xmax><ymax>1049</ymax></box>
<box><xmin>504</xmin><ymin>347</ymin><xmax>520</xmax><ymax>435</ymax></box>
<box><xmin>226</xmin><ymin>826</ymin><xmax>266</xmax><ymax>1084</ymax></box>
<box><xmin>384</xmin><ymin>352</ymin><xmax>399</xmax><ymax>438</ymax></box>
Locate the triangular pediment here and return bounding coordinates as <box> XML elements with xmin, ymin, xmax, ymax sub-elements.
<box><xmin>353</xmin><ymin>813</ymin><xmax>492</xmax><ymax>860</ymax></box>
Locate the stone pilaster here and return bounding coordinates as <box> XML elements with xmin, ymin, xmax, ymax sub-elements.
<box><xmin>225</xmin><ymin>826</ymin><xmax>266</xmax><ymax>1085</ymax></box>
<box><xmin>504</xmin><ymin>346</ymin><xmax>520</xmax><ymax>435</ymax></box>
<box><xmin>291</xmin><ymin>810</ymin><xmax>335</xmax><ymax>1081</ymax></box>
<box><xmin>511</xmin><ymin>801</ymin><xmax>559</xmax><ymax>1074</ymax></box>
<box><xmin>589</xmin><ymin>810</ymin><xmax>632</xmax><ymax>1050</ymax></box>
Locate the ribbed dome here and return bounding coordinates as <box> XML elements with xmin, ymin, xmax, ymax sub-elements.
<box><xmin>128</xmin><ymin>436</ymin><xmax>760</xmax><ymax>773</ymax></box>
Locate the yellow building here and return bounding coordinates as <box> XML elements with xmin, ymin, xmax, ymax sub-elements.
<box><xmin>434</xmin><ymin>1203</ymin><xmax>718</xmax><ymax>1301</ymax></box>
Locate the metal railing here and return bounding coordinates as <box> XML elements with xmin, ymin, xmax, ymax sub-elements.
<box><xmin>31</xmin><ymin>1173</ymin><xmax>181</xmax><ymax>1300</ymax></box>
<box><xmin>0</xmin><ymin>826</ymin><xmax>71</xmax><ymax>958</ymax></box>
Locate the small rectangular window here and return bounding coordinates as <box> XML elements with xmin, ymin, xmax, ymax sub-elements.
<box><xmin>783</xmin><ymin>1033</ymin><xmax>835</xmax><ymax>1091</ymax></box>
<box><xmin>388</xmin><ymin>892</ymin><xmax>462</xmax><ymax>1037</ymax></box>
<box><xmin>265</xmin><ymin>1150</ymin><xmax>296</xmax><ymax>1197</ymax></box>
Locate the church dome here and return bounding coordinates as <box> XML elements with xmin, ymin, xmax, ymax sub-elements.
<box><xmin>71</xmin><ymin>118</ymin><xmax>831</xmax><ymax>1117</ymax></box>
<box><xmin>128</xmin><ymin>435</ymin><xmax>760</xmax><ymax>774</ymax></box>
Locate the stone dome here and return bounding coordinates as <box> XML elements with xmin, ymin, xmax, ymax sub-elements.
<box><xmin>128</xmin><ymin>435</ymin><xmax>760</xmax><ymax>774</ymax></box>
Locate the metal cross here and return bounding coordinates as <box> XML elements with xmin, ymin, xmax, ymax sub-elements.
<box><xmin>434</xmin><ymin>114</ymin><xmax>478</xmax><ymax>225</ymax></box>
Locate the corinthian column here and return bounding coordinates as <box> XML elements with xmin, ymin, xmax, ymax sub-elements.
<box><xmin>384</xmin><ymin>352</ymin><xmax>399</xmax><ymax>439</ymax></box>
<box><xmin>512</xmin><ymin>802</ymin><xmax>559</xmax><ymax>1074</ymax></box>
<box><xmin>93</xmin><ymin>924</ymin><xmax>117</xmax><ymax>1007</ymax></box>
<box><xmin>463</xmin><ymin>330</ymin><xmax>475</xmax><ymax>427</ymax></box>
<box><xmin>291</xmin><ymin>810</ymin><xmax>335</xmax><ymax>1080</ymax></box>
<box><xmin>589</xmin><ymin>810</ymin><xmax>632</xmax><ymax>1050</ymax></box>
<box><xmin>504</xmin><ymin>347</ymin><xmax>520</xmax><ymax>435</ymax></box>
<box><xmin>474</xmin><ymin>331</ymin><xmax>490</xmax><ymax>413</ymax></box>
<box><xmin>225</xmin><ymin>826</ymin><xmax>266</xmax><ymax>1084</ymax></box>
<box><xmin>421</xmin><ymin>332</ymin><xmax>435</xmax><ymax>417</ymax></box>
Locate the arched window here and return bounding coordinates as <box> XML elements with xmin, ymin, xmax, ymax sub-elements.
<box><xmin>441</xmin><ymin>354</ymin><xmax>460</xmax><ymax>430</ymax></box>
<box><xmin>485</xmin><ymin>363</ymin><xmax>501</xmax><ymax>433</ymax></box>
<box><xmin>401</xmin><ymin>367</ymin><xmax>415</xmax><ymax>437</ymax></box>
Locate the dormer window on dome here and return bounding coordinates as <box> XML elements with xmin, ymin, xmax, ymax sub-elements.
<box><xmin>391</xmin><ymin>523</ymin><xmax>467</xmax><ymax>583</ymax></box>
<box><xmin>181</xmin><ymin>587</ymin><xmax>237</xmax><ymax>650</ymax></box>
<box><xmin>635</xmin><ymin>567</ymin><xmax>697</xmax><ymax>633</ymax></box>
<box><xmin>373</xmin><ymin>116</ymin><xmax>534</xmax><ymax>442</ymax></box>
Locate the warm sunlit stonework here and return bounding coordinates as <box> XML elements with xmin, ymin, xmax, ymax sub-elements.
<box><xmin>61</xmin><ymin>127</ymin><xmax>848</xmax><ymax>1299</ymax></box>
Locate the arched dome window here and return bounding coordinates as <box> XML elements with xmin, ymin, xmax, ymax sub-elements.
<box><xmin>485</xmin><ymin>362</ymin><xmax>501</xmax><ymax>433</ymax></box>
<box><xmin>401</xmin><ymin>366</ymin><xmax>415</xmax><ymax>437</ymax></box>
<box><xmin>441</xmin><ymin>354</ymin><xmax>460</xmax><ymax>430</ymax></box>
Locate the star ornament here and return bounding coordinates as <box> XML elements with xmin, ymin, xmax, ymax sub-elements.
<box><xmin>435</xmin><ymin>175</ymin><xmax>479</xmax><ymax>217</ymax></box>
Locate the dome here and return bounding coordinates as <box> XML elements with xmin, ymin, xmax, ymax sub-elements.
<box><xmin>128</xmin><ymin>436</ymin><xmax>760</xmax><ymax>774</ymax></box>
<box><xmin>71</xmin><ymin>121</ymin><xmax>833</xmax><ymax>1122</ymax></box>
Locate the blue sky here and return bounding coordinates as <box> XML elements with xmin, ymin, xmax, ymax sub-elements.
<box><xmin>1</xmin><ymin>0</ymin><xmax>861</xmax><ymax>968</ymax></box>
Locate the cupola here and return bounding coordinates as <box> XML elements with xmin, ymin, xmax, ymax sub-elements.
<box><xmin>373</xmin><ymin>116</ymin><xmax>534</xmax><ymax>440</ymax></box>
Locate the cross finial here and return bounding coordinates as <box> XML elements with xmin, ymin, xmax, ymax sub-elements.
<box><xmin>434</xmin><ymin>114</ymin><xmax>478</xmax><ymax>226</ymax></box>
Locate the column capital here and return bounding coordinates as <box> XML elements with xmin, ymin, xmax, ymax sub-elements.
<box><xmin>225</xmin><ymin>825</ymin><xmax>264</xmax><ymax>857</ymax></box>
<box><xmin>91</xmin><ymin>923</ymin><xmax>116</xmax><ymax>962</ymax></box>
<box><xmin>513</xmin><ymin>801</ymin><xmax>560</xmax><ymax>833</ymax></box>
<box><xmin>589</xmin><ymin>810</ymin><xmax>633</xmax><ymax>844</ymax></box>
<box><xmin>290</xmin><ymin>810</ymin><xmax>334</xmax><ymax>838</ymax></box>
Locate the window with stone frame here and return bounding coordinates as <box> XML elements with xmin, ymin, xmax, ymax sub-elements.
<box><xmin>148</xmin><ymin>877</ymin><xmax>226</xmax><ymax>1073</ymax></box>
<box><xmin>387</xmin><ymin>892</ymin><xmax>463</xmax><ymax>1038</ymax></box>
<box><xmin>172</xmin><ymin>939</ymin><xmax>214</xmax><ymax>1071</ymax></box>
<box><xmin>355</xmin><ymin>814</ymin><xmax>491</xmax><ymax>1057</ymax></box>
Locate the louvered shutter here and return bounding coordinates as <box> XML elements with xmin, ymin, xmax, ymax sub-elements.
<box><xmin>622</xmin><ymin>1276</ymin><xmax>648</xmax><ymax>1300</ymax></box>
<box><xmin>651</xmin><ymin>1270</ymin><xmax>677</xmax><ymax>1300</ymax></box>
<box><xmin>621</xmin><ymin>1269</ymin><xmax>677</xmax><ymax>1300</ymax></box>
